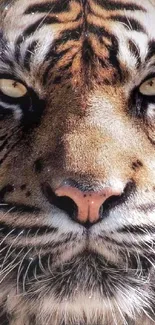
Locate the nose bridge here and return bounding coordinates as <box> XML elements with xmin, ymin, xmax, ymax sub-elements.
<box><xmin>63</xmin><ymin>125</ymin><xmax>109</xmax><ymax>176</ymax></box>
<box><xmin>62</xmin><ymin>114</ymin><xmax>139</xmax><ymax>178</ymax></box>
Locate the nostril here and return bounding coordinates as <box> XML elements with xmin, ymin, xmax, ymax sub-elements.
<box><xmin>42</xmin><ymin>183</ymin><xmax>78</xmax><ymax>219</ymax></box>
<box><xmin>99</xmin><ymin>195</ymin><xmax>122</xmax><ymax>219</ymax></box>
<box><xmin>99</xmin><ymin>180</ymin><xmax>136</xmax><ymax>219</ymax></box>
<box><xmin>56</xmin><ymin>196</ymin><xmax>78</xmax><ymax>220</ymax></box>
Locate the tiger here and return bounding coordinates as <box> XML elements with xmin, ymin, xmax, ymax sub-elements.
<box><xmin>1</xmin><ymin>0</ymin><xmax>155</xmax><ymax>324</ymax></box>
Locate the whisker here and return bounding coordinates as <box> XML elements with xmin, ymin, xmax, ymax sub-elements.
<box><xmin>0</xmin><ymin>262</ymin><xmax>20</xmax><ymax>285</ymax></box>
<box><xmin>22</xmin><ymin>258</ymin><xmax>34</xmax><ymax>293</ymax></box>
<box><xmin>16</xmin><ymin>247</ymin><xmax>33</xmax><ymax>294</ymax></box>
<box><xmin>1</xmin><ymin>230</ymin><xmax>24</xmax><ymax>270</ymax></box>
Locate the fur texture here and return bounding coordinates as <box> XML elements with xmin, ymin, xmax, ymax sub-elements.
<box><xmin>0</xmin><ymin>0</ymin><xmax>155</xmax><ymax>324</ymax></box>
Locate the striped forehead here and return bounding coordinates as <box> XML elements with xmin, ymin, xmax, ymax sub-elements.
<box><xmin>1</xmin><ymin>0</ymin><xmax>155</xmax><ymax>87</ymax></box>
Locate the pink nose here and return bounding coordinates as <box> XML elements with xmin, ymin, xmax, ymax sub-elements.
<box><xmin>55</xmin><ymin>186</ymin><xmax>121</xmax><ymax>224</ymax></box>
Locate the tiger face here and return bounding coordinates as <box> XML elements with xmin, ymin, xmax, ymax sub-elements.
<box><xmin>0</xmin><ymin>0</ymin><xmax>155</xmax><ymax>324</ymax></box>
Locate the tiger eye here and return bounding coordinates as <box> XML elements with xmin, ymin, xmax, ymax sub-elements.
<box><xmin>0</xmin><ymin>79</ymin><xmax>27</xmax><ymax>98</ymax></box>
<box><xmin>139</xmin><ymin>77</ymin><xmax>155</xmax><ymax>96</ymax></box>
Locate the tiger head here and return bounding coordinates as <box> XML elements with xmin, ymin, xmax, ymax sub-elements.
<box><xmin>0</xmin><ymin>0</ymin><xmax>155</xmax><ymax>324</ymax></box>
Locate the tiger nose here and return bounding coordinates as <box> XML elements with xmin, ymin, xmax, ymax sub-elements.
<box><xmin>55</xmin><ymin>185</ymin><xmax>122</xmax><ymax>225</ymax></box>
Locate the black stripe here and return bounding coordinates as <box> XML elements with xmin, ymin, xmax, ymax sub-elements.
<box><xmin>0</xmin><ymin>138</ymin><xmax>22</xmax><ymax>166</ymax></box>
<box><xmin>55</xmin><ymin>26</ymin><xmax>82</xmax><ymax>45</ymax></box>
<box><xmin>88</xmin><ymin>23</ymin><xmax>123</xmax><ymax>81</ymax></box>
<box><xmin>117</xmin><ymin>225</ymin><xmax>155</xmax><ymax>234</ymax></box>
<box><xmin>18</xmin><ymin>234</ymin><xmax>77</xmax><ymax>249</ymax></box>
<box><xmin>0</xmin><ymin>220</ymin><xmax>57</xmax><ymax>237</ymax></box>
<box><xmin>0</xmin><ymin>234</ymin><xmax>75</xmax><ymax>251</ymax></box>
<box><xmin>43</xmin><ymin>55</ymin><xmax>75</xmax><ymax>85</ymax></box>
<box><xmin>25</xmin><ymin>0</ymin><xmax>71</xmax><ymax>15</ymax></box>
<box><xmin>0</xmin><ymin>57</ymin><xmax>14</xmax><ymax>69</ymax></box>
<box><xmin>0</xmin><ymin>139</ymin><xmax>9</xmax><ymax>153</ymax></box>
<box><xmin>94</xmin><ymin>0</ymin><xmax>146</xmax><ymax>12</ymax></box>
<box><xmin>82</xmin><ymin>38</ymin><xmax>95</xmax><ymax>64</ymax></box>
<box><xmin>88</xmin><ymin>23</ymin><xmax>111</xmax><ymax>40</ymax></box>
<box><xmin>102</xmin><ymin>235</ymin><xmax>132</xmax><ymax>247</ymax></box>
<box><xmin>0</xmin><ymin>128</ymin><xmax>20</xmax><ymax>161</ymax></box>
<box><xmin>109</xmin><ymin>35</ymin><xmax>123</xmax><ymax>82</ymax></box>
<box><xmin>102</xmin><ymin>235</ymin><xmax>151</xmax><ymax>249</ymax></box>
<box><xmin>14</xmin><ymin>36</ymin><xmax>24</xmax><ymax>63</ymax></box>
<box><xmin>42</xmin><ymin>25</ymin><xmax>81</xmax><ymax>83</ymax></box>
<box><xmin>0</xmin><ymin>135</ymin><xmax>8</xmax><ymax>141</ymax></box>
<box><xmin>45</xmin><ymin>27</ymin><xmax>82</xmax><ymax>61</ymax></box>
<box><xmin>0</xmin><ymin>202</ymin><xmax>40</xmax><ymax>214</ymax></box>
<box><xmin>146</xmin><ymin>41</ymin><xmax>155</xmax><ymax>62</ymax></box>
<box><xmin>23</xmin><ymin>41</ymin><xmax>38</xmax><ymax>71</ymax></box>
<box><xmin>14</xmin><ymin>16</ymin><xmax>60</xmax><ymax>62</ymax></box>
<box><xmin>102</xmin><ymin>235</ymin><xmax>155</xmax><ymax>255</ymax></box>
<box><xmin>110</xmin><ymin>15</ymin><xmax>146</xmax><ymax>33</ymax></box>
<box><xmin>101</xmin><ymin>234</ymin><xmax>142</xmax><ymax>248</ymax></box>
<box><xmin>22</xmin><ymin>16</ymin><xmax>60</xmax><ymax>37</ymax></box>
<box><xmin>43</xmin><ymin>48</ymin><xmax>70</xmax><ymax>84</ymax></box>
<box><xmin>59</xmin><ymin>61</ymin><xmax>73</xmax><ymax>71</ymax></box>
<box><xmin>0</xmin><ymin>35</ymin><xmax>15</xmax><ymax>69</ymax></box>
<box><xmin>45</xmin><ymin>48</ymin><xmax>70</xmax><ymax>67</ymax></box>
<box><xmin>128</xmin><ymin>39</ymin><xmax>141</xmax><ymax>68</ymax></box>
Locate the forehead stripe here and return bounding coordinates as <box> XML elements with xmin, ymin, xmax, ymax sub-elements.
<box><xmin>145</xmin><ymin>40</ymin><xmax>155</xmax><ymax>62</ymax></box>
<box><xmin>128</xmin><ymin>40</ymin><xmax>141</xmax><ymax>68</ymax></box>
<box><xmin>23</xmin><ymin>40</ymin><xmax>38</xmax><ymax>71</ymax></box>
<box><xmin>93</xmin><ymin>0</ymin><xmax>146</xmax><ymax>12</ymax></box>
<box><xmin>3</xmin><ymin>0</ymin><xmax>152</xmax><ymax>89</ymax></box>
<box><xmin>14</xmin><ymin>16</ymin><xmax>60</xmax><ymax>62</ymax></box>
<box><xmin>24</xmin><ymin>0</ymin><xmax>73</xmax><ymax>15</ymax></box>
<box><xmin>109</xmin><ymin>15</ymin><xmax>146</xmax><ymax>33</ymax></box>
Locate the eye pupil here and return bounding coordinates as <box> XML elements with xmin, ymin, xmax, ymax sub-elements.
<box><xmin>12</xmin><ymin>81</ymin><xmax>17</xmax><ymax>88</ymax></box>
<box><xmin>149</xmin><ymin>81</ymin><xmax>154</xmax><ymax>87</ymax></box>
